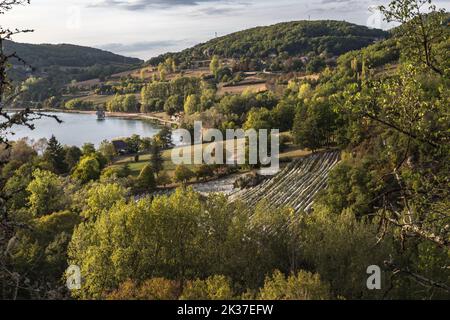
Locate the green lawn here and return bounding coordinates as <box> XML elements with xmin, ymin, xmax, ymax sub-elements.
<box><xmin>111</xmin><ymin>142</ymin><xmax>311</xmax><ymax>177</ymax></box>
<box><xmin>113</xmin><ymin>148</ymin><xmax>201</xmax><ymax>177</ymax></box>
<box><xmin>77</xmin><ymin>94</ymin><xmax>114</xmax><ymax>106</ymax></box>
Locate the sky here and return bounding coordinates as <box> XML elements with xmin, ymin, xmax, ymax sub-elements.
<box><xmin>2</xmin><ymin>0</ymin><xmax>450</xmax><ymax>60</ymax></box>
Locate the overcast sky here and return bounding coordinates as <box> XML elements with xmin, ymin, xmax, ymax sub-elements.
<box><xmin>2</xmin><ymin>0</ymin><xmax>450</xmax><ymax>60</ymax></box>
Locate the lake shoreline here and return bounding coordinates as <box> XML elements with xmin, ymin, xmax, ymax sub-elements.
<box><xmin>6</xmin><ymin>108</ymin><xmax>179</xmax><ymax>127</ymax></box>
<box><xmin>5</xmin><ymin>110</ymin><xmax>180</xmax><ymax>148</ymax></box>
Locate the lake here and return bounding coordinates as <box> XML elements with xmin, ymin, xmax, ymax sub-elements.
<box><xmin>6</xmin><ymin>112</ymin><xmax>180</xmax><ymax>147</ymax></box>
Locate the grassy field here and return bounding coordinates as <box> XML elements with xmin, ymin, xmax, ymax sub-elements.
<box><xmin>113</xmin><ymin>148</ymin><xmax>198</xmax><ymax>178</ymax></box>
<box><xmin>217</xmin><ymin>82</ymin><xmax>268</xmax><ymax>96</ymax></box>
<box><xmin>77</xmin><ymin>94</ymin><xmax>115</xmax><ymax>106</ymax></box>
<box><xmin>112</xmin><ymin>141</ymin><xmax>311</xmax><ymax>178</ymax></box>
<box><xmin>279</xmin><ymin>145</ymin><xmax>312</xmax><ymax>161</ymax></box>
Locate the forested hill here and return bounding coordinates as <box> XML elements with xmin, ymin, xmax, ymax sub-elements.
<box><xmin>4</xmin><ymin>40</ymin><xmax>142</xmax><ymax>68</ymax></box>
<box><xmin>4</xmin><ymin>40</ymin><xmax>143</xmax><ymax>83</ymax></box>
<box><xmin>149</xmin><ymin>20</ymin><xmax>389</xmax><ymax>66</ymax></box>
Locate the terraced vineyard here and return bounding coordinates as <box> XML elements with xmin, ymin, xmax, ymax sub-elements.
<box><xmin>230</xmin><ymin>151</ymin><xmax>340</xmax><ymax>213</ymax></box>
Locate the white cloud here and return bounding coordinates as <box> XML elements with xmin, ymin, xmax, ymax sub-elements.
<box><xmin>1</xmin><ymin>0</ymin><xmax>449</xmax><ymax>59</ymax></box>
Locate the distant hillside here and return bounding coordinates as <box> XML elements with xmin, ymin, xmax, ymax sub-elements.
<box><xmin>149</xmin><ymin>20</ymin><xmax>389</xmax><ymax>70</ymax></box>
<box><xmin>4</xmin><ymin>40</ymin><xmax>142</xmax><ymax>68</ymax></box>
<box><xmin>4</xmin><ymin>40</ymin><xmax>143</xmax><ymax>83</ymax></box>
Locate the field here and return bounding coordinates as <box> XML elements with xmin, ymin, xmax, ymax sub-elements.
<box><xmin>111</xmin><ymin>141</ymin><xmax>311</xmax><ymax>187</ymax></box>
<box><xmin>217</xmin><ymin>82</ymin><xmax>268</xmax><ymax>96</ymax></box>
<box><xmin>77</xmin><ymin>94</ymin><xmax>114</xmax><ymax>106</ymax></box>
<box><xmin>68</xmin><ymin>78</ymin><xmax>101</xmax><ymax>89</ymax></box>
<box><xmin>113</xmin><ymin>142</ymin><xmax>217</xmax><ymax>178</ymax></box>
<box><xmin>229</xmin><ymin>151</ymin><xmax>340</xmax><ymax>214</ymax></box>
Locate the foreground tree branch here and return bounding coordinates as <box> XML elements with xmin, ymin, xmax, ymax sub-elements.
<box><xmin>384</xmin><ymin>260</ymin><xmax>450</xmax><ymax>293</ymax></box>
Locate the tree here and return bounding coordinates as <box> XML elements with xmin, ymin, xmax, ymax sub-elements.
<box><xmin>293</xmin><ymin>101</ymin><xmax>336</xmax><ymax>152</ymax></box>
<box><xmin>125</xmin><ymin>134</ymin><xmax>141</xmax><ymax>154</ymax></box>
<box><xmin>4</xmin><ymin>139</ymin><xmax>36</xmax><ymax>165</ymax></box>
<box><xmin>299</xmin><ymin>206</ymin><xmax>393</xmax><ymax>299</ymax></box>
<box><xmin>184</xmin><ymin>94</ymin><xmax>199</xmax><ymax>115</ymax></box>
<box><xmin>106</xmin><ymin>278</ymin><xmax>179</xmax><ymax>300</ymax></box>
<box><xmin>180</xmin><ymin>276</ymin><xmax>234</xmax><ymax>300</ymax></box>
<box><xmin>340</xmin><ymin>65</ymin><xmax>449</xmax><ymax>249</ymax></box>
<box><xmin>67</xmin><ymin>187</ymin><xmax>306</xmax><ymax>299</ymax></box>
<box><xmin>64</xmin><ymin>145</ymin><xmax>82</xmax><ymax>171</ymax></box>
<box><xmin>149</xmin><ymin>140</ymin><xmax>164</xmax><ymax>174</ymax></box>
<box><xmin>69</xmin><ymin>188</ymin><xmax>208</xmax><ymax>298</ymax></box>
<box><xmin>137</xmin><ymin>164</ymin><xmax>156</xmax><ymax>192</ymax></box>
<box><xmin>42</xmin><ymin>135</ymin><xmax>68</xmax><ymax>174</ymax></box>
<box><xmin>293</xmin><ymin>106</ymin><xmax>322</xmax><ymax>152</ymax></box>
<box><xmin>122</xmin><ymin>94</ymin><xmax>138</xmax><ymax>112</ymax></box>
<box><xmin>0</xmin><ymin>0</ymin><xmax>61</xmax><ymax>299</ymax></box>
<box><xmin>243</xmin><ymin>107</ymin><xmax>274</xmax><ymax>131</ymax></box>
<box><xmin>81</xmin><ymin>143</ymin><xmax>96</xmax><ymax>156</ymax></box>
<box><xmin>80</xmin><ymin>182</ymin><xmax>127</xmax><ymax>220</ymax></box>
<box><xmin>379</xmin><ymin>0</ymin><xmax>448</xmax><ymax>76</ymax></box>
<box><xmin>140</xmin><ymin>69</ymin><xmax>146</xmax><ymax>80</ymax></box>
<box><xmin>272</xmin><ymin>99</ymin><xmax>296</xmax><ymax>131</ymax></box>
<box><xmin>98</xmin><ymin>140</ymin><xmax>116</xmax><ymax>164</ymax></box>
<box><xmin>155</xmin><ymin>126</ymin><xmax>173</xmax><ymax>149</ymax></box>
<box><xmin>318</xmin><ymin>159</ymin><xmax>376</xmax><ymax>217</ymax></box>
<box><xmin>306</xmin><ymin>57</ymin><xmax>326</xmax><ymax>73</ymax></box>
<box><xmin>210</xmin><ymin>55</ymin><xmax>220</xmax><ymax>77</ymax></box>
<box><xmin>195</xmin><ymin>164</ymin><xmax>214</xmax><ymax>181</ymax></box>
<box><xmin>72</xmin><ymin>155</ymin><xmax>101</xmax><ymax>184</ymax></box>
<box><xmin>64</xmin><ymin>99</ymin><xmax>94</xmax><ymax>111</ymax></box>
<box><xmin>173</xmin><ymin>165</ymin><xmax>194</xmax><ymax>184</ymax></box>
<box><xmin>298</xmin><ymin>83</ymin><xmax>313</xmax><ymax>101</ymax></box>
<box><xmin>164</xmin><ymin>94</ymin><xmax>183</xmax><ymax>116</ymax></box>
<box><xmin>27</xmin><ymin>169</ymin><xmax>66</xmax><ymax>217</ymax></box>
<box><xmin>258</xmin><ymin>270</ymin><xmax>331</xmax><ymax>300</ymax></box>
<box><xmin>156</xmin><ymin>171</ymin><xmax>171</xmax><ymax>187</ymax></box>
<box><xmin>20</xmin><ymin>76</ymin><xmax>54</xmax><ymax>102</ymax></box>
<box><xmin>158</xmin><ymin>65</ymin><xmax>167</xmax><ymax>81</ymax></box>
<box><xmin>100</xmin><ymin>164</ymin><xmax>131</xmax><ymax>180</ymax></box>
<box><xmin>8</xmin><ymin>210</ymin><xmax>80</xmax><ymax>299</ymax></box>
<box><xmin>3</xmin><ymin>162</ymin><xmax>34</xmax><ymax>211</ymax></box>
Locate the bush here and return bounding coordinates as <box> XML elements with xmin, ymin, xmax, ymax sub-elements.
<box><xmin>65</xmin><ymin>99</ymin><xmax>94</xmax><ymax>110</ymax></box>
<box><xmin>173</xmin><ymin>165</ymin><xmax>194</xmax><ymax>184</ymax></box>
<box><xmin>106</xmin><ymin>279</ymin><xmax>179</xmax><ymax>300</ymax></box>
<box><xmin>180</xmin><ymin>276</ymin><xmax>235</xmax><ymax>300</ymax></box>
<box><xmin>72</xmin><ymin>155</ymin><xmax>101</xmax><ymax>184</ymax></box>
<box><xmin>258</xmin><ymin>270</ymin><xmax>331</xmax><ymax>300</ymax></box>
<box><xmin>137</xmin><ymin>164</ymin><xmax>156</xmax><ymax>192</ymax></box>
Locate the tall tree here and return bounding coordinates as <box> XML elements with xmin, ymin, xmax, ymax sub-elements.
<box><xmin>64</xmin><ymin>145</ymin><xmax>82</xmax><ymax>171</ymax></box>
<box><xmin>98</xmin><ymin>140</ymin><xmax>116</xmax><ymax>164</ymax></box>
<box><xmin>81</xmin><ymin>143</ymin><xmax>96</xmax><ymax>156</ymax></box>
<box><xmin>149</xmin><ymin>140</ymin><xmax>164</xmax><ymax>174</ymax></box>
<box><xmin>210</xmin><ymin>55</ymin><xmax>220</xmax><ymax>78</ymax></box>
<box><xmin>72</xmin><ymin>155</ymin><xmax>101</xmax><ymax>184</ymax></box>
<box><xmin>27</xmin><ymin>169</ymin><xmax>66</xmax><ymax>217</ymax></box>
<box><xmin>137</xmin><ymin>164</ymin><xmax>156</xmax><ymax>192</ymax></box>
<box><xmin>42</xmin><ymin>135</ymin><xmax>67</xmax><ymax>174</ymax></box>
<box><xmin>155</xmin><ymin>126</ymin><xmax>173</xmax><ymax>149</ymax></box>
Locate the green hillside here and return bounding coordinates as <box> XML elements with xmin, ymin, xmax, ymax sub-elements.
<box><xmin>4</xmin><ymin>40</ymin><xmax>143</xmax><ymax>82</ymax></box>
<box><xmin>149</xmin><ymin>20</ymin><xmax>389</xmax><ymax>71</ymax></box>
<box><xmin>4</xmin><ymin>40</ymin><xmax>142</xmax><ymax>67</ymax></box>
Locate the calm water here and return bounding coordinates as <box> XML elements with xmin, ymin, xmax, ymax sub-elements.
<box><xmin>7</xmin><ymin>112</ymin><xmax>178</xmax><ymax>147</ymax></box>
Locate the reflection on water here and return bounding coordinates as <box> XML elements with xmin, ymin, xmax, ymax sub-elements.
<box><xmin>6</xmin><ymin>112</ymin><xmax>179</xmax><ymax>147</ymax></box>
